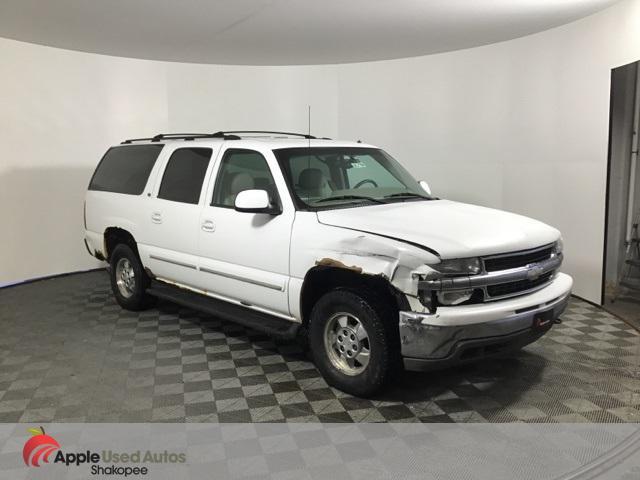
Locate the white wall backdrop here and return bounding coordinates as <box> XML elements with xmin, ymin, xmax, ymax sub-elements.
<box><xmin>1</xmin><ymin>0</ymin><xmax>640</xmax><ymax>303</ymax></box>
<box><xmin>164</xmin><ymin>63</ymin><xmax>338</xmax><ymax>137</ymax></box>
<box><xmin>0</xmin><ymin>41</ymin><xmax>168</xmax><ymax>285</ymax></box>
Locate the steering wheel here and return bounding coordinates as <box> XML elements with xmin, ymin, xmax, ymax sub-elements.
<box><xmin>354</xmin><ymin>179</ymin><xmax>378</xmax><ymax>188</ymax></box>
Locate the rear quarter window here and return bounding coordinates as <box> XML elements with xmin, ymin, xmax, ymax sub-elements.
<box><xmin>89</xmin><ymin>144</ymin><xmax>163</xmax><ymax>194</ymax></box>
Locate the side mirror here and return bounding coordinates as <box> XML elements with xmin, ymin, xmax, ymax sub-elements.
<box><xmin>234</xmin><ymin>189</ymin><xmax>280</xmax><ymax>214</ymax></box>
<box><xmin>419</xmin><ymin>180</ymin><xmax>432</xmax><ymax>196</ymax></box>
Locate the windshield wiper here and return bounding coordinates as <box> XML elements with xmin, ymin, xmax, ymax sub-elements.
<box><xmin>383</xmin><ymin>192</ymin><xmax>431</xmax><ymax>200</ymax></box>
<box><xmin>315</xmin><ymin>195</ymin><xmax>385</xmax><ymax>204</ymax></box>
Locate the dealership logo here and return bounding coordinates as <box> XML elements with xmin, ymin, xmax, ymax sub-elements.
<box><xmin>23</xmin><ymin>427</ymin><xmax>60</xmax><ymax>467</ymax></box>
<box><xmin>21</xmin><ymin>426</ymin><xmax>186</xmax><ymax>475</ymax></box>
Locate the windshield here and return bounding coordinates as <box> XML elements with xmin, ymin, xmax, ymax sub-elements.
<box><xmin>273</xmin><ymin>147</ymin><xmax>432</xmax><ymax>209</ymax></box>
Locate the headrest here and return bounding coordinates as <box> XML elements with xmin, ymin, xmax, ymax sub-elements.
<box><xmin>229</xmin><ymin>172</ymin><xmax>254</xmax><ymax>194</ymax></box>
<box><xmin>298</xmin><ymin>168</ymin><xmax>326</xmax><ymax>190</ymax></box>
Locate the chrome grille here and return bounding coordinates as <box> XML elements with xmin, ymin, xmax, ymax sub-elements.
<box><xmin>483</xmin><ymin>244</ymin><xmax>554</xmax><ymax>272</ymax></box>
<box><xmin>482</xmin><ymin>244</ymin><xmax>557</xmax><ymax>300</ymax></box>
<box><xmin>486</xmin><ymin>271</ymin><xmax>554</xmax><ymax>298</ymax></box>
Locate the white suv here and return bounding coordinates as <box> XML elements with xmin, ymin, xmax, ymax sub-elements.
<box><xmin>84</xmin><ymin>131</ymin><xmax>572</xmax><ymax>396</ymax></box>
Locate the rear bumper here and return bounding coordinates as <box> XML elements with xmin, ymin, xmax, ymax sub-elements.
<box><xmin>400</xmin><ymin>272</ymin><xmax>572</xmax><ymax>371</ymax></box>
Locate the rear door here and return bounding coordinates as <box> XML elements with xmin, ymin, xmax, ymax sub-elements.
<box><xmin>140</xmin><ymin>145</ymin><xmax>219</xmax><ymax>287</ymax></box>
<box><xmin>85</xmin><ymin>144</ymin><xmax>164</xmax><ymax>256</ymax></box>
<box><xmin>197</xmin><ymin>148</ymin><xmax>295</xmax><ymax>317</ymax></box>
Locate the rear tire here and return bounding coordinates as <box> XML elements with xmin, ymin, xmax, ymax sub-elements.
<box><xmin>308</xmin><ymin>288</ymin><xmax>399</xmax><ymax>397</ymax></box>
<box><xmin>109</xmin><ymin>244</ymin><xmax>155</xmax><ymax>311</ymax></box>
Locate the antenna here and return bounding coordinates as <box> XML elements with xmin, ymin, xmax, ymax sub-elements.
<box><xmin>307</xmin><ymin>105</ymin><xmax>311</xmax><ymax>149</ymax></box>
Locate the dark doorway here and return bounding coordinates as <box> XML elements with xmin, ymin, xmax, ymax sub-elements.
<box><xmin>603</xmin><ymin>60</ymin><xmax>640</xmax><ymax>327</ymax></box>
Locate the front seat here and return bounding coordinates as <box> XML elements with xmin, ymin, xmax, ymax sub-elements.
<box><xmin>224</xmin><ymin>172</ymin><xmax>254</xmax><ymax>206</ymax></box>
<box><xmin>298</xmin><ymin>168</ymin><xmax>332</xmax><ymax>199</ymax></box>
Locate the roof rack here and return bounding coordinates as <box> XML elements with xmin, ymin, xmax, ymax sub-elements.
<box><xmin>120</xmin><ymin>130</ymin><xmax>331</xmax><ymax>144</ymax></box>
<box><xmin>121</xmin><ymin>132</ymin><xmax>240</xmax><ymax>144</ymax></box>
<box><xmin>217</xmin><ymin>130</ymin><xmax>316</xmax><ymax>139</ymax></box>
<box><xmin>150</xmin><ymin>133</ymin><xmax>212</xmax><ymax>142</ymax></box>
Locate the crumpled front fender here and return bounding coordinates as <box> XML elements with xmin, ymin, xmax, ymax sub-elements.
<box><xmin>291</xmin><ymin>213</ymin><xmax>440</xmax><ymax>298</ymax></box>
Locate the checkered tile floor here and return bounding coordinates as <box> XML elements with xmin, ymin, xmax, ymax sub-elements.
<box><xmin>1</xmin><ymin>270</ymin><xmax>639</xmax><ymax>423</ymax></box>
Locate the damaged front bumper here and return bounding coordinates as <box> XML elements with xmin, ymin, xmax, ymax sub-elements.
<box><xmin>399</xmin><ymin>272</ymin><xmax>572</xmax><ymax>371</ymax></box>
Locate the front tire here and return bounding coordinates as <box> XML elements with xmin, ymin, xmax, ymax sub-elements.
<box><xmin>308</xmin><ymin>288</ymin><xmax>399</xmax><ymax>397</ymax></box>
<box><xmin>109</xmin><ymin>244</ymin><xmax>154</xmax><ymax>311</ymax></box>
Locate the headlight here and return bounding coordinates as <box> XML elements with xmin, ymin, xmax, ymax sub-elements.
<box><xmin>553</xmin><ymin>238</ymin><xmax>563</xmax><ymax>255</ymax></box>
<box><xmin>432</xmin><ymin>257</ymin><xmax>482</xmax><ymax>275</ymax></box>
<box><xmin>419</xmin><ymin>257</ymin><xmax>481</xmax><ymax>310</ymax></box>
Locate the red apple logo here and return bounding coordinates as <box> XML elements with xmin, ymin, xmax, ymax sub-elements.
<box><xmin>23</xmin><ymin>427</ymin><xmax>60</xmax><ymax>467</ymax></box>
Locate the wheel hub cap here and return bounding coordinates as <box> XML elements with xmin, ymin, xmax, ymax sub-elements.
<box><xmin>336</xmin><ymin>326</ymin><xmax>361</xmax><ymax>358</ymax></box>
<box><xmin>115</xmin><ymin>258</ymin><xmax>136</xmax><ymax>298</ymax></box>
<box><xmin>324</xmin><ymin>313</ymin><xmax>371</xmax><ymax>376</ymax></box>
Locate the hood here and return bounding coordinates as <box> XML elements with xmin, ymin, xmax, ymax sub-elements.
<box><xmin>316</xmin><ymin>199</ymin><xmax>560</xmax><ymax>259</ymax></box>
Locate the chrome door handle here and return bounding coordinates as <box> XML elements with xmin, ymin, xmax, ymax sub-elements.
<box><xmin>151</xmin><ymin>212</ymin><xmax>162</xmax><ymax>224</ymax></box>
<box><xmin>201</xmin><ymin>220</ymin><xmax>215</xmax><ymax>232</ymax></box>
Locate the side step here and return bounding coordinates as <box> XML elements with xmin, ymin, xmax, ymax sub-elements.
<box><xmin>147</xmin><ymin>280</ymin><xmax>300</xmax><ymax>340</ymax></box>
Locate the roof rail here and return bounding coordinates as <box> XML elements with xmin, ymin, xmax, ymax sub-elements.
<box><xmin>151</xmin><ymin>133</ymin><xmax>211</xmax><ymax>142</ymax></box>
<box><xmin>120</xmin><ymin>130</ymin><xmax>330</xmax><ymax>144</ymax></box>
<box><xmin>121</xmin><ymin>132</ymin><xmax>240</xmax><ymax>144</ymax></box>
<box><xmin>215</xmin><ymin>130</ymin><xmax>318</xmax><ymax>139</ymax></box>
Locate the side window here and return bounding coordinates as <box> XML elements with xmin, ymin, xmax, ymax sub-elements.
<box><xmin>157</xmin><ymin>148</ymin><xmax>212</xmax><ymax>204</ymax></box>
<box><xmin>89</xmin><ymin>144</ymin><xmax>163</xmax><ymax>195</ymax></box>
<box><xmin>212</xmin><ymin>150</ymin><xmax>278</xmax><ymax>208</ymax></box>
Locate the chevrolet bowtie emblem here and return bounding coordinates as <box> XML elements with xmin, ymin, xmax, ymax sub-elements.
<box><xmin>526</xmin><ymin>265</ymin><xmax>545</xmax><ymax>280</ymax></box>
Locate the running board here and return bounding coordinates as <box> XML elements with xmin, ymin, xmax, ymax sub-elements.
<box><xmin>147</xmin><ymin>280</ymin><xmax>299</xmax><ymax>340</ymax></box>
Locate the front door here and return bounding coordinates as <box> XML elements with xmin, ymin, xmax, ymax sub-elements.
<box><xmin>197</xmin><ymin>148</ymin><xmax>294</xmax><ymax>317</ymax></box>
